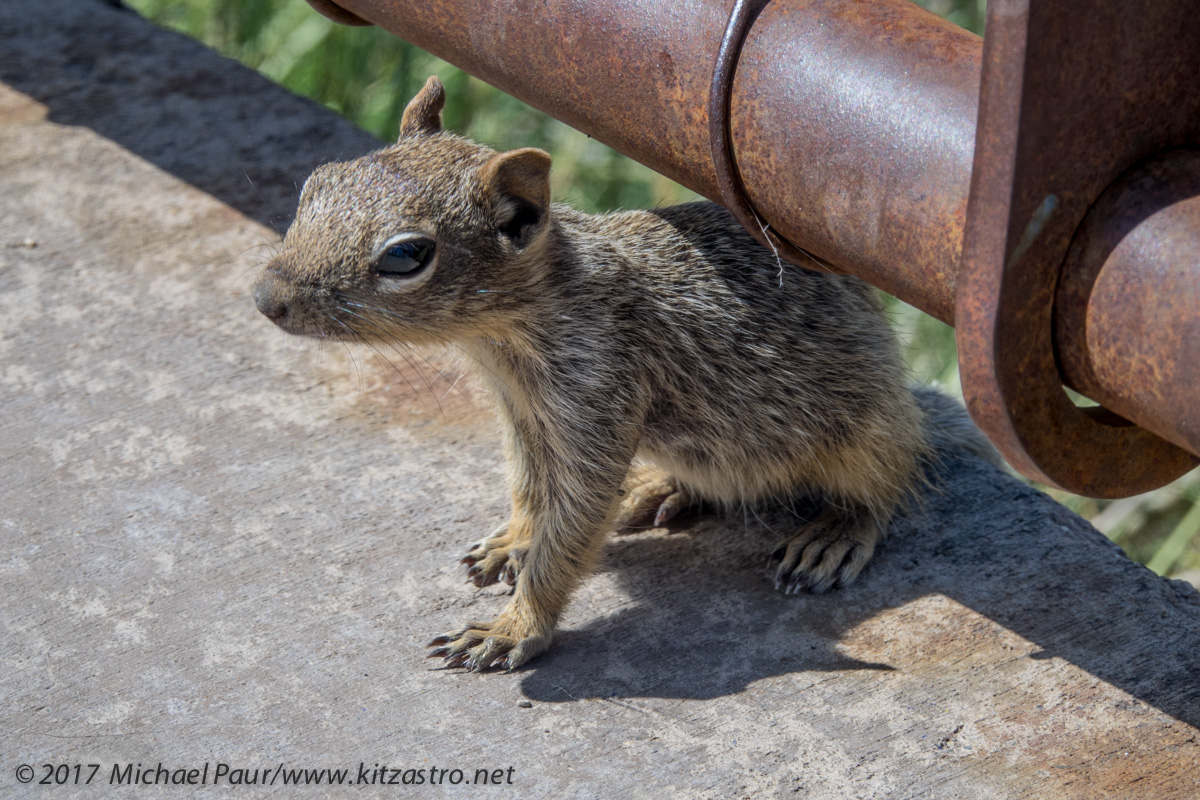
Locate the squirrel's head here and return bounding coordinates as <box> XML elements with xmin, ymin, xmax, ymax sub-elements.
<box><xmin>253</xmin><ymin>75</ymin><xmax>553</xmax><ymax>345</ymax></box>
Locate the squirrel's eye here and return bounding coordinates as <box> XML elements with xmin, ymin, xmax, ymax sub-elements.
<box><xmin>377</xmin><ymin>239</ymin><xmax>434</xmax><ymax>277</ymax></box>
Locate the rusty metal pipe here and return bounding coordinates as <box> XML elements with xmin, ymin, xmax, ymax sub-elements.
<box><xmin>1056</xmin><ymin>149</ymin><xmax>1200</xmax><ymax>458</ymax></box>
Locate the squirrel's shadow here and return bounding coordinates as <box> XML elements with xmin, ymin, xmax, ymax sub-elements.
<box><xmin>521</xmin><ymin>458</ymin><xmax>1200</xmax><ymax>731</ymax></box>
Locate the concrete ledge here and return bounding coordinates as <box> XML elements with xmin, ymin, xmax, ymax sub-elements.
<box><xmin>2</xmin><ymin>2</ymin><xmax>1198</xmax><ymax>797</ymax></box>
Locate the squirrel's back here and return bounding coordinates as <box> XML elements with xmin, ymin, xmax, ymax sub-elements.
<box><xmin>500</xmin><ymin>201</ymin><xmax>922</xmax><ymax>514</ymax></box>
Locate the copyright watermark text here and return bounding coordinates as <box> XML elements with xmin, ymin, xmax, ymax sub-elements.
<box><xmin>16</xmin><ymin>762</ymin><xmax>515</xmax><ymax>787</ymax></box>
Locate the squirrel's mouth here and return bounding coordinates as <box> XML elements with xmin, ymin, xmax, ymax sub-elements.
<box><xmin>258</xmin><ymin>306</ymin><xmax>372</xmax><ymax>343</ymax></box>
<box><xmin>253</xmin><ymin>282</ymin><xmax>326</xmax><ymax>339</ymax></box>
<box><xmin>253</xmin><ymin>276</ymin><xmax>362</xmax><ymax>341</ymax></box>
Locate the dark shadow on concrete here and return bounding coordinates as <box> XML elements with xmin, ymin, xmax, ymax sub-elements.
<box><xmin>521</xmin><ymin>458</ymin><xmax>1200</xmax><ymax>730</ymax></box>
<box><xmin>0</xmin><ymin>0</ymin><xmax>380</xmax><ymax>234</ymax></box>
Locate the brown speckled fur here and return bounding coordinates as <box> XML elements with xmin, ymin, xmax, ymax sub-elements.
<box><xmin>253</xmin><ymin>77</ymin><xmax>997</xmax><ymax>671</ymax></box>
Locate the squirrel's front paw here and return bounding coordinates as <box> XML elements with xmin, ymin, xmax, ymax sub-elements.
<box><xmin>426</xmin><ymin>614</ymin><xmax>551</xmax><ymax>672</ymax></box>
<box><xmin>460</xmin><ymin>525</ymin><xmax>528</xmax><ymax>587</ymax></box>
<box><xmin>770</xmin><ymin>508</ymin><xmax>885</xmax><ymax>595</ymax></box>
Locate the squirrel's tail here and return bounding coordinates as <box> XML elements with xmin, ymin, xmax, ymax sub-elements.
<box><xmin>912</xmin><ymin>386</ymin><xmax>1005</xmax><ymax>468</ymax></box>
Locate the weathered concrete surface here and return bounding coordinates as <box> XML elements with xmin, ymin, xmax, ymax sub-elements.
<box><xmin>1</xmin><ymin>2</ymin><xmax>1198</xmax><ymax>797</ymax></box>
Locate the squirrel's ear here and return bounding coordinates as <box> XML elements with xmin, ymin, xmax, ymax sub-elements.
<box><xmin>480</xmin><ymin>148</ymin><xmax>552</xmax><ymax>242</ymax></box>
<box><xmin>399</xmin><ymin>75</ymin><xmax>445</xmax><ymax>138</ymax></box>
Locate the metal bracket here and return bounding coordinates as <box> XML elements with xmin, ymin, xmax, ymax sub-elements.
<box><xmin>956</xmin><ymin>0</ymin><xmax>1199</xmax><ymax>496</ymax></box>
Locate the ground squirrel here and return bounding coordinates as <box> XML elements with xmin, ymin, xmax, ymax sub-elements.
<box><xmin>253</xmin><ymin>76</ymin><xmax>998</xmax><ymax>672</ymax></box>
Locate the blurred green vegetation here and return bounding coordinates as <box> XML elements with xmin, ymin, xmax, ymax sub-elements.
<box><xmin>128</xmin><ymin>0</ymin><xmax>695</xmax><ymax>212</ymax></box>
<box><xmin>127</xmin><ymin>0</ymin><xmax>1200</xmax><ymax>581</ymax></box>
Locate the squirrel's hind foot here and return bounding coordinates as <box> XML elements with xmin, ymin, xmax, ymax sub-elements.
<box><xmin>461</xmin><ymin>524</ymin><xmax>528</xmax><ymax>588</ymax></box>
<box><xmin>614</xmin><ymin>465</ymin><xmax>695</xmax><ymax>533</ymax></box>
<box><xmin>770</xmin><ymin>506</ymin><xmax>886</xmax><ymax>594</ymax></box>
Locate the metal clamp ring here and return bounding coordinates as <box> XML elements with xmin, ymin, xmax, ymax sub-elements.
<box><xmin>709</xmin><ymin>0</ymin><xmax>833</xmax><ymax>273</ymax></box>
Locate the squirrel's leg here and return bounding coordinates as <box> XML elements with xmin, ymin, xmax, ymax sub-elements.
<box><xmin>614</xmin><ymin>463</ymin><xmax>695</xmax><ymax>532</ymax></box>
<box><xmin>457</xmin><ymin>417</ymin><xmax>542</xmax><ymax>588</ymax></box>
<box><xmin>428</xmin><ymin>413</ymin><xmax>638</xmax><ymax>671</ymax></box>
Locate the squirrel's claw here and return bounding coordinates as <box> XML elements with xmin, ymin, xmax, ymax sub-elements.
<box><xmin>443</xmin><ymin>653</ymin><xmax>470</xmax><ymax>670</ymax></box>
<box><xmin>652</xmin><ymin>492</ymin><xmax>687</xmax><ymax>527</ymax></box>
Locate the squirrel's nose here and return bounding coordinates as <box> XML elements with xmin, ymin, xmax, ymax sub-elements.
<box><xmin>254</xmin><ymin>281</ymin><xmax>289</xmax><ymax>323</ymax></box>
